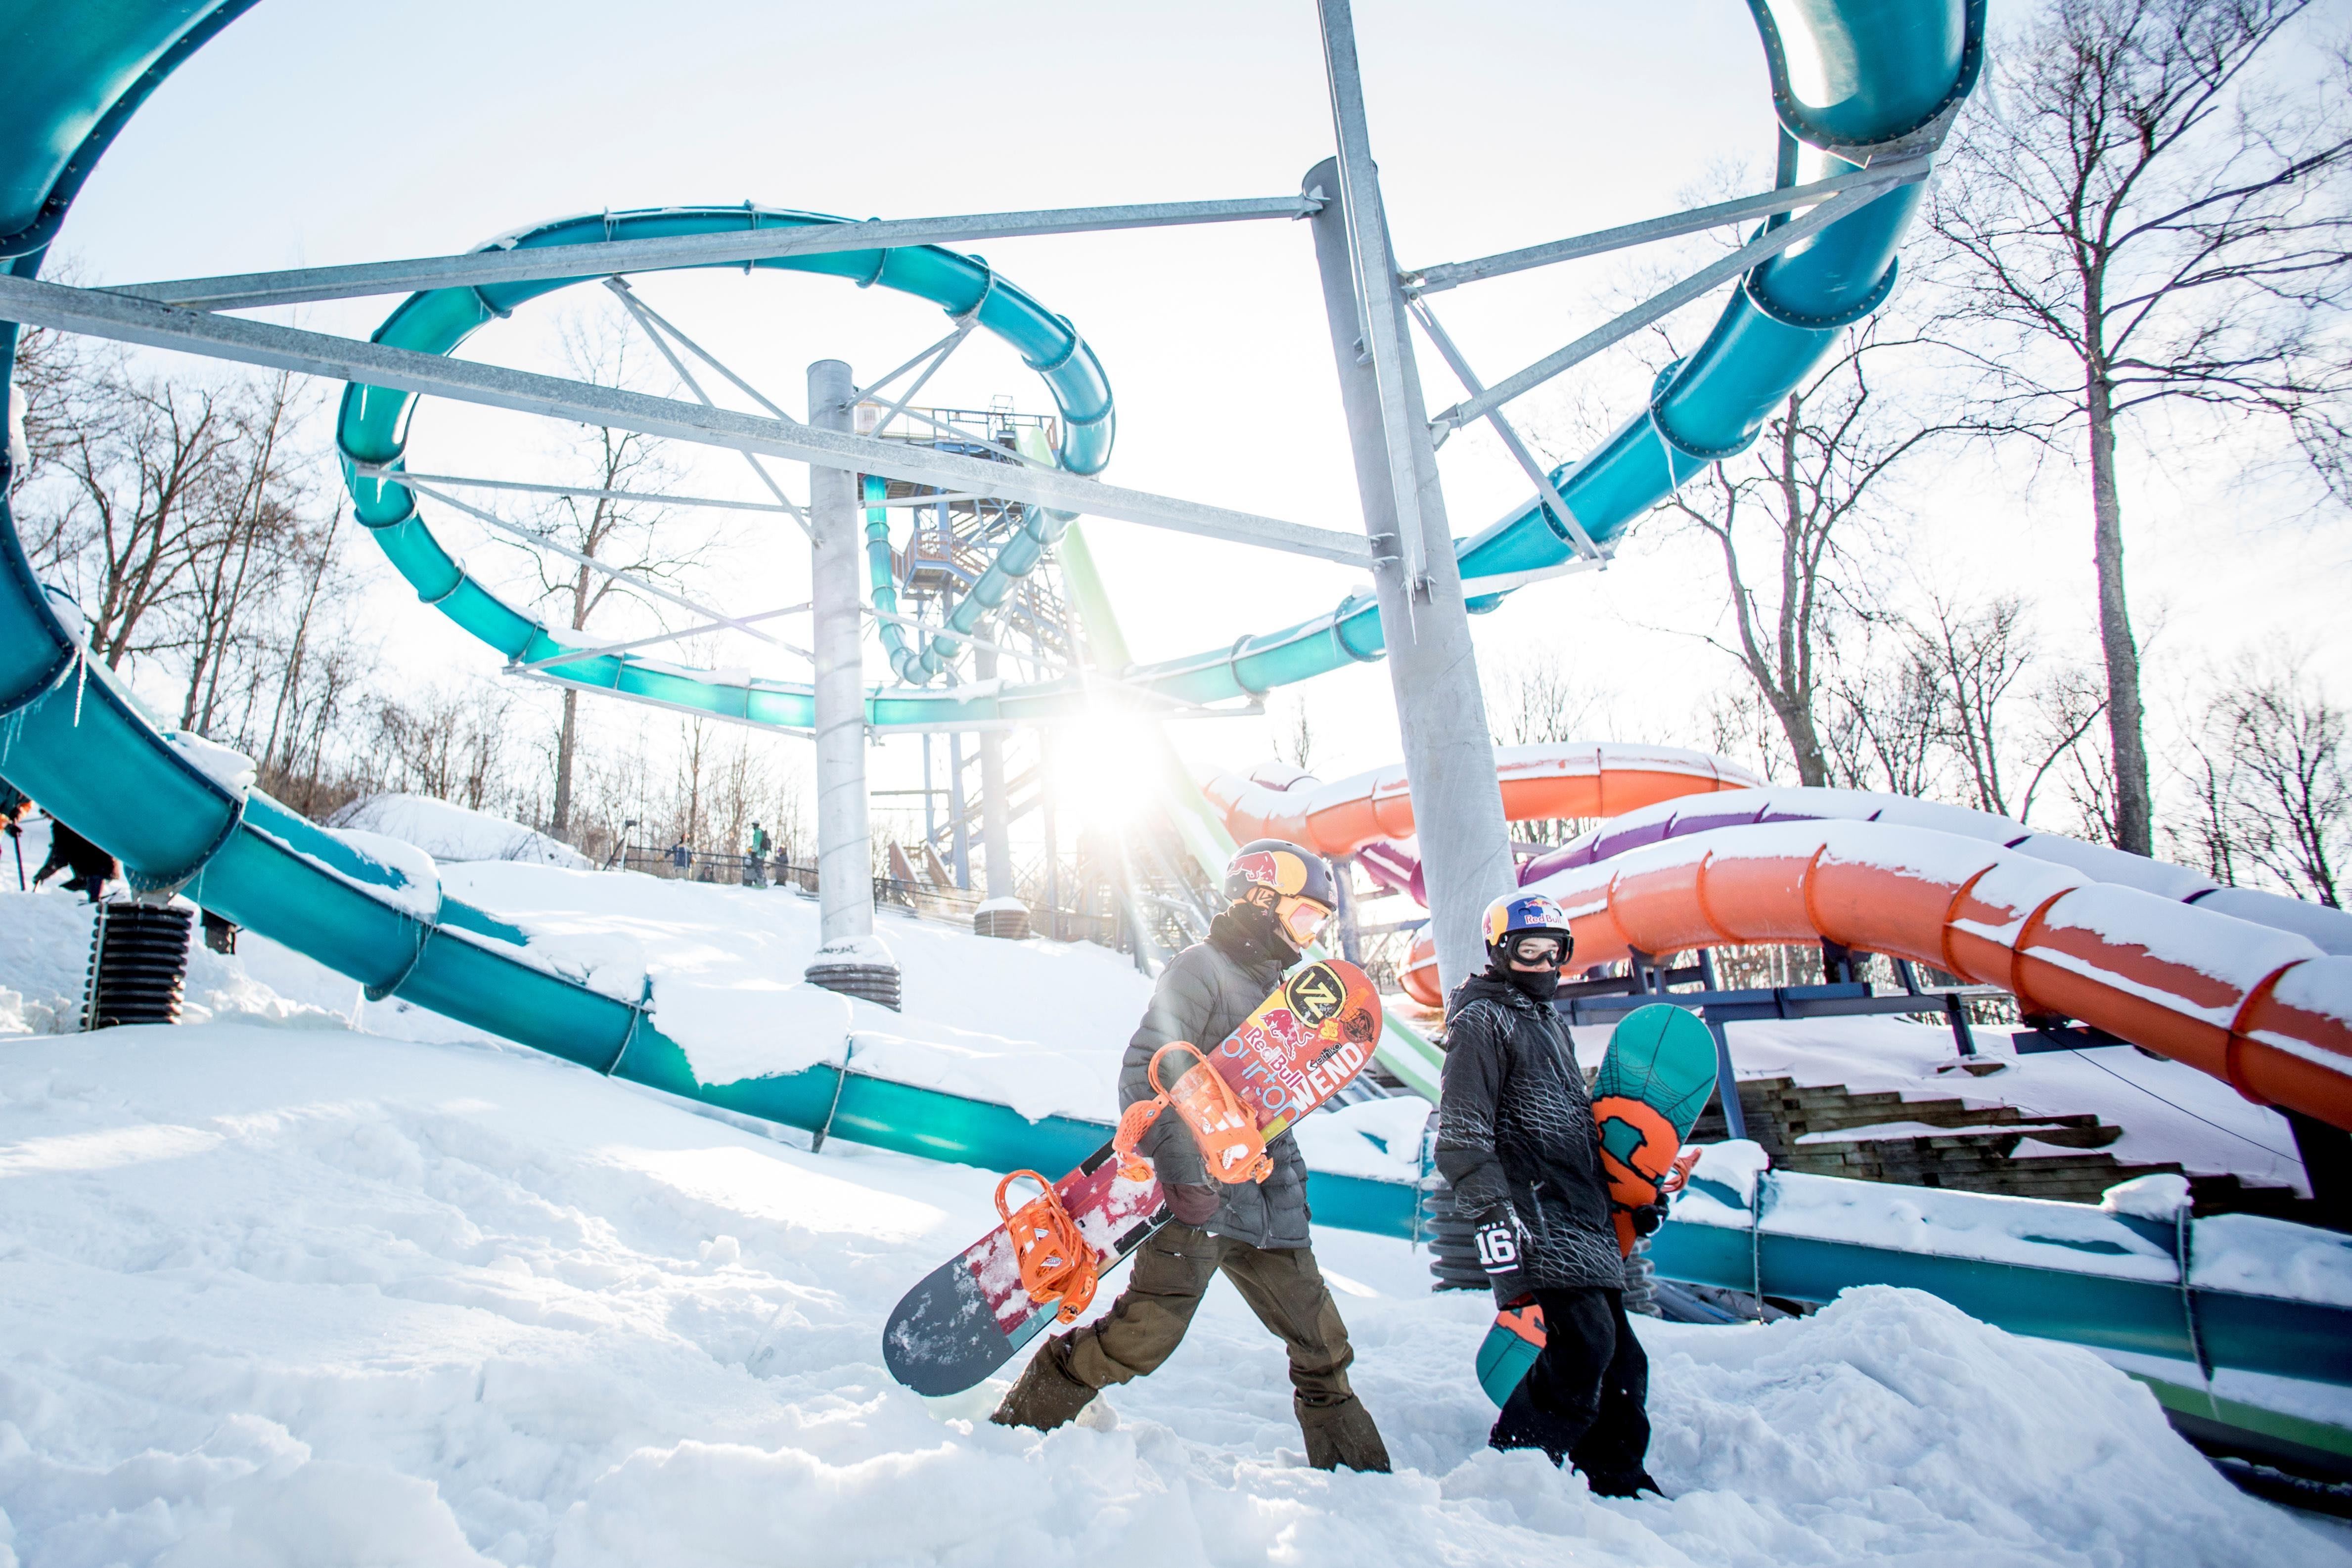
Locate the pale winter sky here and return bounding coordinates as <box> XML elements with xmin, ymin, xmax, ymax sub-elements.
<box><xmin>47</xmin><ymin>0</ymin><xmax>2352</xmax><ymax>848</ymax></box>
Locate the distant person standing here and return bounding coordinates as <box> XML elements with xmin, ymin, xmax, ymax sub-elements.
<box><xmin>1438</xmin><ymin>892</ymin><xmax>1660</xmax><ymax>1497</ymax></box>
<box><xmin>1</xmin><ymin>782</ymin><xmax>29</xmax><ymax>890</ymax></box>
<box><xmin>747</xmin><ymin>821</ymin><xmax>772</xmax><ymax>887</ymax></box>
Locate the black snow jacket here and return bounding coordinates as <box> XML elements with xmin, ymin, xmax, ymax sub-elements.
<box><xmin>1436</xmin><ymin>970</ymin><xmax>1625</xmax><ymax>1291</ymax></box>
<box><xmin>1118</xmin><ymin>906</ymin><xmax>1311</xmax><ymax>1250</ymax></box>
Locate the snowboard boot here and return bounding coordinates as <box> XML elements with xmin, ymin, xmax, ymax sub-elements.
<box><xmin>1488</xmin><ymin>1380</ymin><xmax>1575</xmax><ymax>1466</ymax></box>
<box><xmin>1296</xmin><ymin>1392</ymin><xmax>1392</xmax><ymax>1474</ymax></box>
<box><xmin>990</xmin><ymin>1334</ymin><xmax>1099</xmax><ymax>1433</ymax></box>
<box><xmin>1583</xmin><ymin>1466</ymin><xmax>1663</xmax><ymax>1499</ymax></box>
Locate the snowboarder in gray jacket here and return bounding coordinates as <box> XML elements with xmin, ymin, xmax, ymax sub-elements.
<box><xmin>993</xmin><ymin>840</ymin><xmax>1391</xmax><ymax>1473</ymax></box>
<box><xmin>1438</xmin><ymin>891</ymin><xmax>1659</xmax><ymax>1495</ymax></box>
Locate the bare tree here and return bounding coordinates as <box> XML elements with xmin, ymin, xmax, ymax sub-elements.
<box><xmin>1928</xmin><ymin>0</ymin><xmax>2352</xmax><ymax>854</ymax></box>
<box><xmin>1484</xmin><ymin>650</ymin><xmax>1598</xmax><ymax>748</ymax></box>
<box><xmin>175</xmin><ymin>373</ymin><xmax>313</xmax><ymax>733</ymax></box>
<box><xmin>1662</xmin><ymin>325</ymin><xmax>1960</xmax><ymax>785</ymax></box>
<box><xmin>2178</xmin><ymin>654</ymin><xmax>2348</xmax><ymax>903</ymax></box>
<box><xmin>1274</xmin><ymin>695</ymin><xmax>1316</xmax><ymax>771</ymax></box>
<box><xmin>1820</xmin><ymin>619</ymin><xmax>1943</xmax><ymax>797</ymax></box>
<box><xmin>498</xmin><ymin>321</ymin><xmax>712</xmax><ymax>842</ymax></box>
<box><xmin>30</xmin><ymin>371</ymin><xmax>239</xmax><ymax>668</ymax></box>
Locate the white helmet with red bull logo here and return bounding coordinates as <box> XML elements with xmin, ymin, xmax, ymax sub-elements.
<box><xmin>1224</xmin><ymin>839</ymin><xmax>1337</xmax><ymax>949</ymax></box>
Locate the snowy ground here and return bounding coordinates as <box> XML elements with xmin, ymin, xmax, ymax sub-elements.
<box><xmin>1</xmin><ymin>817</ymin><xmax>2346</xmax><ymax>1564</ymax></box>
<box><xmin>0</xmin><ymin>1017</ymin><xmax>2343</xmax><ymax>1568</ymax></box>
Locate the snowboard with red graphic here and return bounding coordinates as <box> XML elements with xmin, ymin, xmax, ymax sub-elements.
<box><xmin>881</xmin><ymin>958</ymin><xmax>1383</xmax><ymax>1396</ymax></box>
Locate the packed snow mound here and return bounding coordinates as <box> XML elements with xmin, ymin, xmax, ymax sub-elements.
<box><xmin>0</xmin><ymin>1021</ymin><xmax>2338</xmax><ymax>1568</ymax></box>
<box><xmin>439</xmin><ymin>861</ymin><xmax>1153</xmax><ymax>1118</ymax></box>
<box><xmin>330</xmin><ymin>793</ymin><xmax>591</xmax><ymax>868</ymax></box>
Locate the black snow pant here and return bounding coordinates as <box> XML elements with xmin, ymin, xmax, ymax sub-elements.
<box><xmin>992</xmin><ymin>1222</ymin><xmax>1391</xmax><ymax>1472</ymax></box>
<box><xmin>1491</xmin><ymin>1286</ymin><xmax>1654</xmax><ymax>1494</ymax></box>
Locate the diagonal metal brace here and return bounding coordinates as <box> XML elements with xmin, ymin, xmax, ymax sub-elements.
<box><xmin>0</xmin><ymin>274</ymin><xmax>1373</xmax><ymax>567</ymax></box>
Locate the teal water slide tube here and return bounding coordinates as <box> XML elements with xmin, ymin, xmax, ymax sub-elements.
<box><xmin>26</xmin><ymin>0</ymin><xmax>2350</xmax><ymax>1467</ymax></box>
<box><xmin>315</xmin><ymin>2</ymin><xmax>1985</xmax><ymax>730</ymax></box>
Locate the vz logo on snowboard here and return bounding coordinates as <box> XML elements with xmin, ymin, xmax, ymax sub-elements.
<box><xmin>1286</xmin><ymin>968</ymin><xmax>1343</xmax><ymax>1024</ymax></box>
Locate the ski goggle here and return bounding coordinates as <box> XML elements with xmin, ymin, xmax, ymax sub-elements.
<box><xmin>1276</xmin><ymin>894</ymin><xmax>1334</xmax><ymax>946</ymax></box>
<box><xmin>1506</xmin><ymin>933</ymin><xmax>1569</xmax><ymax>966</ymax></box>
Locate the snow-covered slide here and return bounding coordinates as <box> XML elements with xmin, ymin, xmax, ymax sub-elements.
<box><xmin>1509</xmin><ymin>820</ymin><xmax>2352</xmax><ymax>1132</ymax></box>
<box><xmin>1203</xmin><ymin>744</ymin><xmax>1764</xmax><ymax>903</ymax></box>
<box><xmin>1524</xmin><ymin>786</ymin><xmax>2352</xmax><ymax>956</ymax></box>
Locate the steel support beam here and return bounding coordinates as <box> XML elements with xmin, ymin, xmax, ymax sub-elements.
<box><xmin>1304</xmin><ymin>152</ymin><xmax>1514</xmax><ymax>1000</ymax></box>
<box><xmin>1406</xmin><ymin>296</ymin><xmax>1604</xmax><ymax>560</ymax></box>
<box><xmin>1430</xmin><ymin>180</ymin><xmax>1893</xmax><ymax>436</ymax></box>
<box><xmin>116</xmin><ymin>195</ymin><xmax>1325</xmax><ymax>311</ymax></box>
<box><xmin>1317</xmin><ymin>0</ymin><xmax>1436</xmax><ymax>589</ymax></box>
<box><xmin>1402</xmin><ymin>156</ymin><xmax>1929</xmax><ymax>295</ymax></box>
<box><xmin>975</xmin><ymin>646</ymin><xmax>1015</xmax><ymax>902</ymax></box>
<box><xmin>805</xmin><ymin>359</ymin><xmax>880</xmax><ymax>956</ymax></box>
<box><xmin>0</xmin><ymin>275</ymin><xmax>1369</xmax><ymax>565</ymax></box>
<box><xmin>365</xmin><ymin>468</ymin><xmax>802</xmax><ymax>516</ymax></box>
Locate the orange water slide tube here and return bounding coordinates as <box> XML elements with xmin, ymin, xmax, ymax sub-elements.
<box><xmin>1480</xmin><ymin>820</ymin><xmax>2352</xmax><ymax>1131</ymax></box>
<box><xmin>1203</xmin><ymin>744</ymin><xmax>1764</xmax><ymax>860</ymax></box>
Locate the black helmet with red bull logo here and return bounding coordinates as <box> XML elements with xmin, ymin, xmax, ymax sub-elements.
<box><xmin>1225</xmin><ymin>839</ymin><xmax>1337</xmax><ymax>950</ymax></box>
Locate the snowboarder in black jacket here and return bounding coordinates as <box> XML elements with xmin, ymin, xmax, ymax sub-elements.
<box><xmin>1437</xmin><ymin>891</ymin><xmax>1660</xmax><ymax>1495</ymax></box>
<box><xmin>993</xmin><ymin>839</ymin><xmax>1391</xmax><ymax>1473</ymax></box>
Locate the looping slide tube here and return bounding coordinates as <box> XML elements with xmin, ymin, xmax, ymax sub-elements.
<box><xmin>330</xmin><ymin>205</ymin><xmax>1114</xmax><ymax>729</ymax></box>
<box><xmin>861</xmin><ymin>429</ymin><xmax>1074</xmax><ymax>687</ymax></box>
<box><xmin>1512</xmin><ymin>819</ymin><xmax>2352</xmax><ymax>1131</ymax></box>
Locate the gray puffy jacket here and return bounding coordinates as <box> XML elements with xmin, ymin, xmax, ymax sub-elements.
<box><xmin>1117</xmin><ymin>908</ymin><xmax>1311</xmax><ymax>1250</ymax></box>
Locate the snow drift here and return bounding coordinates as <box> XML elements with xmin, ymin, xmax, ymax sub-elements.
<box><xmin>0</xmin><ymin>1019</ymin><xmax>2339</xmax><ymax>1568</ymax></box>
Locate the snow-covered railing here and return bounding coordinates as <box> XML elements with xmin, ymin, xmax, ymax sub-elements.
<box><xmin>1659</xmin><ymin>1144</ymin><xmax>2352</xmax><ymax>1391</ymax></box>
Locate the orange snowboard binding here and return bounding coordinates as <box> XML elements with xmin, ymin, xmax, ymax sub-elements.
<box><xmin>995</xmin><ymin>1170</ymin><xmax>1100</xmax><ymax>1324</ymax></box>
<box><xmin>1113</xmin><ymin>1041</ymin><xmax>1274</xmax><ymax>1187</ymax></box>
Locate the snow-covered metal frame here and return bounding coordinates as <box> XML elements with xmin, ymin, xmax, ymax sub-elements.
<box><xmin>0</xmin><ymin>273</ymin><xmax>1373</xmax><ymax>567</ymax></box>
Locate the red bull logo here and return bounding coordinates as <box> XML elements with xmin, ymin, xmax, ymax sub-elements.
<box><xmin>1232</xmin><ymin>850</ymin><xmax>1279</xmax><ymax>889</ymax></box>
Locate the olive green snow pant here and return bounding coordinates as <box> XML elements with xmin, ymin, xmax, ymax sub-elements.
<box><xmin>991</xmin><ymin>1222</ymin><xmax>1391</xmax><ymax>1473</ymax></box>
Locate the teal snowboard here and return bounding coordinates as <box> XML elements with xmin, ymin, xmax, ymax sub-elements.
<box><xmin>1476</xmin><ymin>1002</ymin><xmax>1720</xmax><ymax>1406</ymax></box>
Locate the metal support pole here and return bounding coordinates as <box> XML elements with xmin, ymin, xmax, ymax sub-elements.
<box><xmin>1332</xmin><ymin>855</ymin><xmax>1364</xmax><ymax>967</ymax></box>
<box><xmin>804</xmin><ymin>359</ymin><xmax>882</xmax><ymax>961</ymax></box>
<box><xmin>976</xmin><ymin>645</ymin><xmax>1014</xmax><ymax>901</ymax></box>
<box><xmin>1706</xmin><ymin>1014</ymin><xmax>1751</xmax><ymax>1142</ymax></box>
<box><xmin>1305</xmin><ymin>140</ymin><xmax>1514</xmax><ymax>999</ymax></box>
<box><xmin>948</xmin><ymin>731</ymin><xmax>971</xmax><ymax>889</ymax></box>
<box><xmin>921</xmin><ymin>733</ymin><xmax>937</xmax><ymax>848</ymax></box>
<box><xmin>1039</xmin><ymin>727</ymin><xmax>1061</xmax><ymax>940</ymax></box>
<box><xmin>1943</xmin><ymin>993</ymin><xmax>1980</xmax><ymax>1059</ymax></box>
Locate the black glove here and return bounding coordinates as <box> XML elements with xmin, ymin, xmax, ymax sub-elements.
<box><xmin>1471</xmin><ymin>1205</ymin><xmax>1531</xmax><ymax>1308</ymax></box>
<box><xmin>1164</xmin><ymin>1183</ymin><xmax>1220</xmax><ymax>1227</ymax></box>
<box><xmin>1628</xmin><ymin>1202</ymin><xmax>1668</xmax><ymax>1239</ymax></box>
